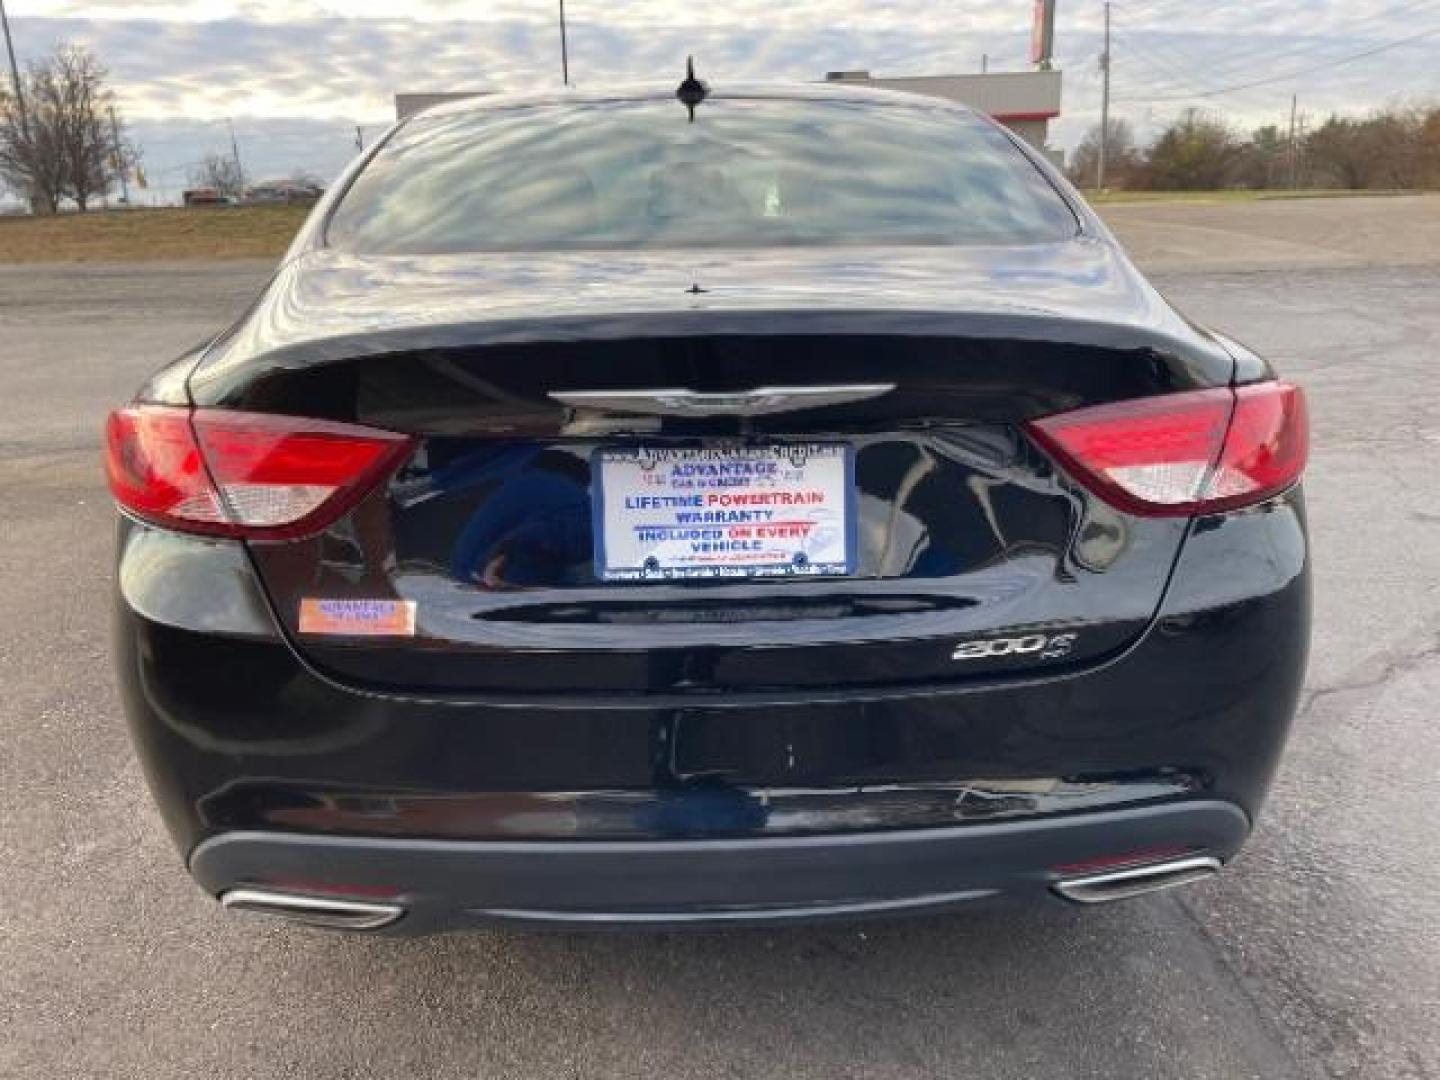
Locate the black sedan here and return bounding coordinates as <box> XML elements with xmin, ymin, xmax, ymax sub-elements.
<box><xmin>107</xmin><ymin>78</ymin><xmax>1309</xmax><ymax>933</ymax></box>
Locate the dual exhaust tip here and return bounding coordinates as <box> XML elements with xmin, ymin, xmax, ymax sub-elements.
<box><xmin>220</xmin><ymin>888</ymin><xmax>405</xmax><ymax>931</ymax></box>
<box><xmin>217</xmin><ymin>855</ymin><xmax>1221</xmax><ymax>931</ymax></box>
<box><xmin>1050</xmin><ymin>855</ymin><xmax>1222</xmax><ymax>904</ymax></box>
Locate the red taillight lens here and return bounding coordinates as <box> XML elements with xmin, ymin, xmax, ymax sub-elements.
<box><xmin>104</xmin><ymin>406</ymin><xmax>413</xmax><ymax>540</ymax></box>
<box><xmin>1026</xmin><ymin>381</ymin><xmax>1308</xmax><ymax>517</ymax></box>
<box><xmin>1206</xmin><ymin>382</ymin><xmax>1310</xmax><ymax>510</ymax></box>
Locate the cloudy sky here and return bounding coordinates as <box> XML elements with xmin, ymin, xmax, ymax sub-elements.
<box><xmin>5</xmin><ymin>0</ymin><xmax>1439</xmax><ymax>201</ymax></box>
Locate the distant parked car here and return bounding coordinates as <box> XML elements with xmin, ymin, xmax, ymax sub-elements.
<box><xmin>181</xmin><ymin>187</ymin><xmax>232</xmax><ymax>207</ymax></box>
<box><xmin>243</xmin><ymin>181</ymin><xmax>323</xmax><ymax>206</ymax></box>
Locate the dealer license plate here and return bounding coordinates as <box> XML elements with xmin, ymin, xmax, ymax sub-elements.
<box><xmin>593</xmin><ymin>444</ymin><xmax>855</xmax><ymax>581</ymax></box>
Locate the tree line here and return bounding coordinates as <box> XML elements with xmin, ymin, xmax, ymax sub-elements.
<box><xmin>1069</xmin><ymin>105</ymin><xmax>1440</xmax><ymax>192</ymax></box>
<box><xmin>0</xmin><ymin>43</ymin><xmax>139</xmax><ymax>213</ymax></box>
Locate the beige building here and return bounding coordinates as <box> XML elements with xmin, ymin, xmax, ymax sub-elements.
<box><xmin>394</xmin><ymin>92</ymin><xmax>492</xmax><ymax>119</ymax></box>
<box><xmin>820</xmin><ymin>70</ymin><xmax>1062</xmax><ymax>155</ymax></box>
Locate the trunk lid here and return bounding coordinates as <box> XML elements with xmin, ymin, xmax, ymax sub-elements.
<box><xmin>193</xmin><ymin>241</ymin><xmax>1233</xmax><ymax>696</ymax></box>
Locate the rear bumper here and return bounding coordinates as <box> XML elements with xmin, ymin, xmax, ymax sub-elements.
<box><xmin>114</xmin><ymin>489</ymin><xmax>1309</xmax><ymax>930</ymax></box>
<box><xmin>192</xmin><ymin>800</ymin><xmax>1248</xmax><ymax>933</ymax></box>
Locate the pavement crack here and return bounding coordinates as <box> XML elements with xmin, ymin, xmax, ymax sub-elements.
<box><xmin>1297</xmin><ymin>632</ymin><xmax>1440</xmax><ymax>720</ymax></box>
<box><xmin>1170</xmin><ymin>892</ymin><xmax>1310</xmax><ymax>1080</ymax></box>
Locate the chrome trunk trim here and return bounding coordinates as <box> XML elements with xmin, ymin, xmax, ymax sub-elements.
<box><xmin>548</xmin><ymin>384</ymin><xmax>896</xmax><ymax>417</ymax></box>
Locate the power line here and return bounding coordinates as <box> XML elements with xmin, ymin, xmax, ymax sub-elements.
<box><xmin>1120</xmin><ymin>24</ymin><xmax>1440</xmax><ymax>104</ymax></box>
<box><xmin>558</xmin><ymin>0</ymin><xmax>569</xmax><ymax>86</ymax></box>
<box><xmin>109</xmin><ymin>104</ymin><xmax>129</xmax><ymax>204</ymax></box>
<box><xmin>1098</xmin><ymin>1</ymin><xmax>1112</xmax><ymax>188</ymax></box>
<box><xmin>1109</xmin><ymin>30</ymin><xmax>1327</xmax><ymax>108</ymax></box>
<box><xmin>1107</xmin><ymin>0</ymin><xmax>1440</xmax><ymax>90</ymax></box>
<box><xmin>1287</xmin><ymin>94</ymin><xmax>1300</xmax><ymax>189</ymax></box>
<box><xmin>1115</xmin><ymin>23</ymin><xmax>1440</xmax><ymax>103</ymax></box>
<box><xmin>1110</xmin><ymin>30</ymin><xmax>1206</xmax><ymax>93</ymax></box>
<box><xmin>0</xmin><ymin>0</ymin><xmax>28</xmax><ymax>144</ymax></box>
<box><xmin>1113</xmin><ymin>27</ymin><xmax>1267</xmax><ymax>92</ymax></box>
<box><xmin>226</xmin><ymin>117</ymin><xmax>245</xmax><ymax>188</ymax></box>
<box><xmin>1113</xmin><ymin>0</ymin><xmax>1437</xmax><ymax>28</ymax></box>
<box><xmin>1109</xmin><ymin>1</ymin><xmax>1438</xmax><ymax>85</ymax></box>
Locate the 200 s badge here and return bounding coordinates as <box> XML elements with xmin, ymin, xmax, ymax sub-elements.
<box><xmin>952</xmin><ymin>633</ymin><xmax>1078</xmax><ymax>662</ymax></box>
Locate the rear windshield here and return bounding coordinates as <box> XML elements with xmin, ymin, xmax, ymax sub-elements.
<box><xmin>327</xmin><ymin>98</ymin><xmax>1079</xmax><ymax>253</ymax></box>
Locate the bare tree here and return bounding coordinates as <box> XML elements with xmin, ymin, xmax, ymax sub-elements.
<box><xmin>1421</xmin><ymin>107</ymin><xmax>1440</xmax><ymax>188</ymax></box>
<box><xmin>1307</xmin><ymin>116</ymin><xmax>1374</xmax><ymax>189</ymax></box>
<box><xmin>1306</xmin><ymin>107</ymin><xmax>1440</xmax><ymax>190</ymax></box>
<box><xmin>1231</xmin><ymin>124</ymin><xmax>1289</xmax><ymax>190</ymax></box>
<box><xmin>188</xmin><ymin>152</ymin><xmax>244</xmax><ymax>198</ymax></box>
<box><xmin>1092</xmin><ymin>102</ymin><xmax>1440</xmax><ymax>194</ymax></box>
<box><xmin>0</xmin><ymin>43</ymin><xmax>135</xmax><ymax>212</ymax></box>
<box><xmin>1142</xmin><ymin>109</ymin><xmax>1243</xmax><ymax>190</ymax></box>
<box><xmin>1067</xmin><ymin>119</ymin><xmax>1142</xmax><ymax>189</ymax></box>
<box><xmin>0</xmin><ymin>67</ymin><xmax>65</xmax><ymax>213</ymax></box>
<box><xmin>58</xmin><ymin>45</ymin><xmax>129</xmax><ymax>210</ymax></box>
<box><xmin>284</xmin><ymin>168</ymin><xmax>325</xmax><ymax>190</ymax></box>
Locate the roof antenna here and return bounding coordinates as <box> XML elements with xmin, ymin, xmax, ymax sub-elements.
<box><xmin>676</xmin><ymin>56</ymin><xmax>708</xmax><ymax>122</ymax></box>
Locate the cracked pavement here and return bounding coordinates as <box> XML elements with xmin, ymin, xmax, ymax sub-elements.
<box><xmin>2</xmin><ymin>197</ymin><xmax>1438</xmax><ymax>1078</ymax></box>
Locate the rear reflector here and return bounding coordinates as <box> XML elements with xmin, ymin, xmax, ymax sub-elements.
<box><xmin>1052</xmin><ymin>845</ymin><xmax>1196</xmax><ymax>876</ymax></box>
<box><xmin>104</xmin><ymin>406</ymin><xmax>413</xmax><ymax>540</ymax></box>
<box><xmin>1026</xmin><ymin>381</ymin><xmax>1307</xmax><ymax>516</ymax></box>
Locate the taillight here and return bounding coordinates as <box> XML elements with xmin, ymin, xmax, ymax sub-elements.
<box><xmin>1026</xmin><ymin>381</ymin><xmax>1308</xmax><ymax>516</ymax></box>
<box><xmin>104</xmin><ymin>406</ymin><xmax>413</xmax><ymax>540</ymax></box>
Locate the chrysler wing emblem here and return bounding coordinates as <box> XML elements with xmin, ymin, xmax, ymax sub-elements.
<box><xmin>548</xmin><ymin>384</ymin><xmax>895</xmax><ymax>418</ymax></box>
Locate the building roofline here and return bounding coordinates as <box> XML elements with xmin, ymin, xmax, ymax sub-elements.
<box><xmin>991</xmin><ymin>110</ymin><xmax>1061</xmax><ymax>122</ymax></box>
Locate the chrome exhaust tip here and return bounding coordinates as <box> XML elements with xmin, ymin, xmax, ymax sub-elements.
<box><xmin>1052</xmin><ymin>855</ymin><xmax>1222</xmax><ymax>905</ymax></box>
<box><xmin>219</xmin><ymin>888</ymin><xmax>404</xmax><ymax>931</ymax></box>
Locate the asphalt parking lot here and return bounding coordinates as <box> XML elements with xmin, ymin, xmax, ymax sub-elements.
<box><xmin>2</xmin><ymin>196</ymin><xmax>1438</xmax><ymax>1079</ymax></box>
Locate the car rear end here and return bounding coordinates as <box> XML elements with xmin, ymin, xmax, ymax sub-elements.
<box><xmin>108</xmin><ymin>87</ymin><xmax>1310</xmax><ymax>932</ymax></box>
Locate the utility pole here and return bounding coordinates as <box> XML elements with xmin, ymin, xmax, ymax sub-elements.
<box><xmin>0</xmin><ymin>0</ymin><xmax>28</xmax><ymax>140</ymax></box>
<box><xmin>1</xmin><ymin>0</ymin><xmax>39</xmax><ymax>212</ymax></box>
<box><xmin>1287</xmin><ymin>94</ymin><xmax>1299</xmax><ymax>189</ymax></box>
<box><xmin>1031</xmin><ymin>0</ymin><xmax>1057</xmax><ymax>70</ymax></box>
<box><xmin>227</xmin><ymin>117</ymin><xmax>246</xmax><ymax>193</ymax></box>
<box><xmin>1097</xmin><ymin>0</ymin><xmax>1112</xmax><ymax>190</ymax></box>
<box><xmin>1295</xmin><ymin>112</ymin><xmax>1309</xmax><ymax>189</ymax></box>
<box><xmin>558</xmin><ymin>0</ymin><xmax>570</xmax><ymax>86</ymax></box>
<box><xmin>109</xmin><ymin>104</ymin><xmax>130</xmax><ymax>205</ymax></box>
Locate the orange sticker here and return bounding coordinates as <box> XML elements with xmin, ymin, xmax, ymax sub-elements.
<box><xmin>298</xmin><ymin>598</ymin><xmax>417</xmax><ymax>637</ymax></box>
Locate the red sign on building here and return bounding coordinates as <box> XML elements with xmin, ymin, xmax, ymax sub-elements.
<box><xmin>1031</xmin><ymin>0</ymin><xmax>1056</xmax><ymax>65</ymax></box>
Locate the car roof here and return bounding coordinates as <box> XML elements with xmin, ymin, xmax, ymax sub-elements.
<box><xmin>413</xmin><ymin>82</ymin><xmax>981</xmax><ymax>122</ymax></box>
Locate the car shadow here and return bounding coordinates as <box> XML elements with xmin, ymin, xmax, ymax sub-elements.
<box><xmin>253</xmin><ymin>895</ymin><xmax>1298</xmax><ymax>1078</ymax></box>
